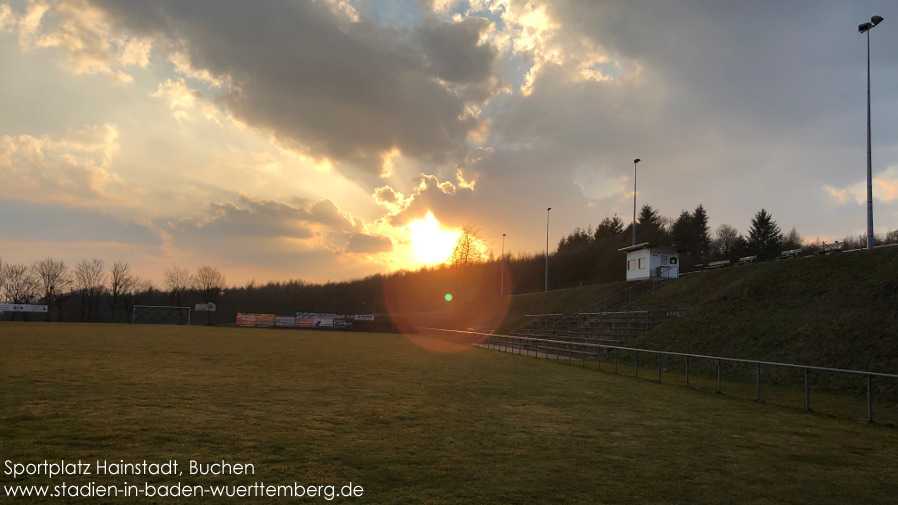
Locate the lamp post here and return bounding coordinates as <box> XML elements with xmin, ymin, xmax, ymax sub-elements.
<box><xmin>859</xmin><ymin>15</ymin><xmax>884</xmax><ymax>250</ymax></box>
<box><xmin>632</xmin><ymin>158</ymin><xmax>641</xmax><ymax>245</ymax></box>
<box><xmin>545</xmin><ymin>208</ymin><xmax>551</xmax><ymax>292</ymax></box>
<box><xmin>500</xmin><ymin>233</ymin><xmax>506</xmax><ymax>297</ymax></box>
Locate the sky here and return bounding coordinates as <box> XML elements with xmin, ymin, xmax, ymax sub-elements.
<box><xmin>1</xmin><ymin>0</ymin><xmax>897</xmax><ymax>287</ymax></box>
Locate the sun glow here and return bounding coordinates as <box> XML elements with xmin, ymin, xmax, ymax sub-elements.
<box><xmin>408</xmin><ymin>211</ymin><xmax>459</xmax><ymax>265</ymax></box>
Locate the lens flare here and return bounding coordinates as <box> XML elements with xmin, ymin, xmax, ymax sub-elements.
<box><xmin>382</xmin><ymin>262</ymin><xmax>512</xmax><ymax>353</ymax></box>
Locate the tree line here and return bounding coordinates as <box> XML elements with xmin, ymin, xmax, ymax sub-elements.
<box><xmin>3</xmin><ymin>204</ymin><xmax>897</xmax><ymax>325</ymax></box>
<box><xmin>0</xmin><ymin>259</ymin><xmax>224</xmax><ymax>323</ymax></box>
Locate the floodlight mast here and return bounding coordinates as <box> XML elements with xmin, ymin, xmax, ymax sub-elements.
<box><xmin>632</xmin><ymin>159</ymin><xmax>641</xmax><ymax>245</ymax></box>
<box><xmin>545</xmin><ymin>208</ymin><xmax>551</xmax><ymax>292</ymax></box>
<box><xmin>859</xmin><ymin>15</ymin><xmax>884</xmax><ymax>250</ymax></box>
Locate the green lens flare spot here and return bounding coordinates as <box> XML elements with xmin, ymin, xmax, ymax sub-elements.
<box><xmin>444</xmin><ymin>293</ymin><xmax>453</xmax><ymax>302</ymax></box>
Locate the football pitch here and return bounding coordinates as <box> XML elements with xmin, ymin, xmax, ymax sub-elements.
<box><xmin>2</xmin><ymin>323</ymin><xmax>897</xmax><ymax>504</ymax></box>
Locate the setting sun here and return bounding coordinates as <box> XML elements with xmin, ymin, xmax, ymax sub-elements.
<box><xmin>408</xmin><ymin>211</ymin><xmax>459</xmax><ymax>265</ymax></box>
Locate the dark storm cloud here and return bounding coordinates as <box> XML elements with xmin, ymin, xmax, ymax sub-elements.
<box><xmin>86</xmin><ymin>0</ymin><xmax>500</xmax><ymax>173</ymax></box>
<box><xmin>167</xmin><ymin>194</ymin><xmax>361</xmax><ymax>247</ymax></box>
<box><xmin>345</xmin><ymin>233</ymin><xmax>393</xmax><ymax>254</ymax></box>
<box><xmin>485</xmin><ymin>0</ymin><xmax>898</xmax><ymax>240</ymax></box>
<box><xmin>416</xmin><ymin>16</ymin><xmax>496</xmax><ymax>84</ymax></box>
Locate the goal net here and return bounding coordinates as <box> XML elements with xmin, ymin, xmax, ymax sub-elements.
<box><xmin>132</xmin><ymin>305</ymin><xmax>191</xmax><ymax>325</ymax></box>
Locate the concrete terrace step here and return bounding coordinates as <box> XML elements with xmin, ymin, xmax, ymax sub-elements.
<box><xmin>519</xmin><ymin>303</ymin><xmax>687</xmax><ymax>344</ymax></box>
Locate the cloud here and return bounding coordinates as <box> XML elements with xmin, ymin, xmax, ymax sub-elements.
<box><xmin>4</xmin><ymin>0</ymin><xmax>152</xmax><ymax>84</ymax></box>
<box><xmin>385</xmin><ymin>173</ymin><xmax>469</xmax><ymax>225</ymax></box>
<box><xmin>417</xmin><ymin>16</ymin><xmax>495</xmax><ymax>84</ymax></box>
<box><xmin>0</xmin><ymin>197</ymin><xmax>160</xmax><ymax>246</ymax></box>
<box><xmin>47</xmin><ymin>0</ymin><xmax>505</xmax><ymax>175</ymax></box>
<box><xmin>345</xmin><ymin>233</ymin><xmax>393</xmax><ymax>254</ymax></box>
<box><xmin>874</xmin><ymin>178</ymin><xmax>898</xmax><ymax>202</ymax></box>
<box><xmin>0</xmin><ymin>123</ymin><xmax>126</xmax><ymax>206</ymax></box>
<box><xmin>150</xmin><ymin>78</ymin><xmax>222</xmax><ymax>123</ymax></box>
<box><xmin>163</xmin><ymin>193</ymin><xmax>368</xmax><ymax>261</ymax></box>
<box><xmin>414</xmin><ymin>16</ymin><xmax>503</xmax><ymax>102</ymax></box>
<box><xmin>171</xmin><ymin>194</ymin><xmax>361</xmax><ymax>239</ymax></box>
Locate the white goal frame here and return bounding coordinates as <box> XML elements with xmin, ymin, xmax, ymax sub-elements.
<box><xmin>131</xmin><ymin>305</ymin><xmax>191</xmax><ymax>325</ymax></box>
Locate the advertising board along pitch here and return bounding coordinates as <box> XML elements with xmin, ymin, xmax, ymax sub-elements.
<box><xmin>0</xmin><ymin>303</ymin><xmax>48</xmax><ymax>313</ymax></box>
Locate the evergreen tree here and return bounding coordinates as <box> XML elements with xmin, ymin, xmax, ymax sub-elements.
<box><xmin>670</xmin><ymin>210</ymin><xmax>695</xmax><ymax>253</ymax></box>
<box><xmin>634</xmin><ymin>204</ymin><xmax>667</xmax><ymax>244</ymax></box>
<box><xmin>557</xmin><ymin>227</ymin><xmax>593</xmax><ymax>253</ymax></box>
<box><xmin>748</xmin><ymin>209</ymin><xmax>782</xmax><ymax>260</ymax></box>
<box><xmin>691</xmin><ymin>204</ymin><xmax>711</xmax><ymax>259</ymax></box>
<box><xmin>594</xmin><ymin>215</ymin><xmax>624</xmax><ymax>240</ymax></box>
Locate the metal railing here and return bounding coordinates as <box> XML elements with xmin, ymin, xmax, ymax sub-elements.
<box><xmin>520</xmin><ymin>278</ymin><xmax>662</xmax><ymax>336</ymax></box>
<box><xmin>426</xmin><ymin>329</ymin><xmax>898</xmax><ymax>424</ymax></box>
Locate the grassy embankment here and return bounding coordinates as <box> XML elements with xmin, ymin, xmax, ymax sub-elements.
<box><xmin>497</xmin><ymin>247</ymin><xmax>898</xmax><ymax>371</ymax></box>
<box><xmin>3</xmin><ymin>323</ymin><xmax>898</xmax><ymax>504</ymax></box>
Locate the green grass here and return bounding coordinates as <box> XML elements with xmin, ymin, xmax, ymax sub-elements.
<box><xmin>3</xmin><ymin>323</ymin><xmax>898</xmax><ymax>504</ymax></box>
<box><xmin>499</xmin><ymin>247</ymin><xmax>898</xmax><ymax>394</ymax></box>
<box><xmin>631</xmin><ymin>248</ymin><xmax>898</xmax><ymax>375</ymax></box>
<box><xmin>497</xmin><ymin>281</ymin><xmax>632</xmax><ymax>334</ymax></box>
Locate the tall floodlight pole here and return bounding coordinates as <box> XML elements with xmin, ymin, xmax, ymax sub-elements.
<box><xmin>632</xmin><ymin>159</ymin><xmax>641</xmax><ymax>245</ymax></box>
<box><xmin>500</xmin><ymin>233</ymin><xmax>506</xmax><ymax>297</ymax></box>
<box><xmin>859</xmin><ymin>15</ymin><xmax>884</xmax><ymax>250</ymax></box>
<box><xmin>545</xmin><ymin>208</ymin><xmax>551</xmax><ymax>292</ymax></box>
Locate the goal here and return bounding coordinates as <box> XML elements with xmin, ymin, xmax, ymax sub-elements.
<box><xmin>132</xmin><ymin>305</ymin><xmax>191</xmax><ymax>325</ymax></box>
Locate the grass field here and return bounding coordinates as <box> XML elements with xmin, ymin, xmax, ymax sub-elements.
<box><xmin>3</xmin><ymin>323</ymin><xmax>898</xmax><ymax>504</ymax></box>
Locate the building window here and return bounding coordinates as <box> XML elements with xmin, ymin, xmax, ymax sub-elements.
<box><xmin>628</xmin><ymin>259</ymin><xmax>636</xmax><ymax>271</ymax></box>
<box><xmin>638</xmin><ymin>258</ymin><xmax>646</xmax><ymax>269</ymax></box>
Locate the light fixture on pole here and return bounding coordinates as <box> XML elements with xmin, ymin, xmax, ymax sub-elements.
<box><xmin>501</xmin><ymin>233</ymin><xmax>506</xmax><ymax>297</ymax></box>
<box><xmin>545</xmin><ymin>208</ymin><xmax>551</xmax><ymax>292</ymax></box>
<box><xmin>632</xmin><ymin>159</ymin><xmax>641</xmax><ymax>246</ymax></box>
<box><xmin>859</xmin><ymin>15</ymin><xmax>883</xmax><ymax>250</ymax></box>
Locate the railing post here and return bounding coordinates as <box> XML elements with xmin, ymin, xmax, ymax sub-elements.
<box><xmin>804</xmin><ymin>368</ymin><xmax>811</xmax><ymax>411</ymax></box>
<box><xmin>756</xmin><ymin>363</ymin><xmax>761</xmax><ymax>402</ymax></box>
<box><xmin>685</xmin><ymin>355</ymin><xmax>690</xmax><ymax>386</ymax></box>
<box><xmin>716</xmin><ymin>358</ymin><xmax>721</xmax><ymax>394</ymax></box>
<box><xmin>868</xmin><ymin>375</ymin><xmax>874</xmax><ymax>424</ymax></box>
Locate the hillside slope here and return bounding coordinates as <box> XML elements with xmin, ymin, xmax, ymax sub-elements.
<box><xmin>500</xmin><ymin>247</ymin><xmax>898</xmax><ymax>374</ymax></box>
<box><xmin>496</xmin><ymin>280</ymin><xmax>637</xmax><ymax>334</ymax></box>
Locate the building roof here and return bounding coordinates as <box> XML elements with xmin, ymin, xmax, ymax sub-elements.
<box><xmin>617</xmin><ymin>243</ymin><xmax>678</xmax><ymax>253</ymax></box>
<box><xmin>617</xmin><ymin>242</ymin><xmax>655</xmax><ymax>253</ymax></box>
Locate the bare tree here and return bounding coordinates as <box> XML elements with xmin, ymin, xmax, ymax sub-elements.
<box><xmin>32</xmin><ymin>257</ymin><xmax>71</xmax><ymax>322</ymax></box>
<box><xmin>713</xmin><ymin>224</ymin><xmax>740</xmax><ymax>259</ymax></box>
<box><xmin>194</xmin><ymin>265</ymin><xmax>226</xmax><ymax>324</ymax></box>
<box><xmin>74</xmin><ymin>259</ymin><xmax>107</xmax><ymax>322</ymax></box>
<box><xmin>450</xmin><ymin>224</ymin><xmax>486</xmax><ymax>268</ymax></box>
<box><xmin>3</xmin><ymin>263</ymin><xmax>40</xmax><ymax>320</ymax></box>
<box><xmin>109</xmin><ymin>261</ymin><xmax>135</xmax><ymax>322</ymax></box>
<box><xmin>123</xmin><ymin>277</ymin><xmax>154</xmax><ymax>323</ymax></box>
<box><xmin>782</xmin><ymin>227</ymin><xmax>803</xmax><ymax>251</ymax></box>
<box><xmin>164</xmin><ymin>265</ymin><xmax>193</xmax><ymax>307</ymax></box>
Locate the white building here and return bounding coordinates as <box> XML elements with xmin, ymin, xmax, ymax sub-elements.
<box><xmin>617</xmin><ymin>243</ymin><xmax>680</xmax><ymax>281</ymax></box>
